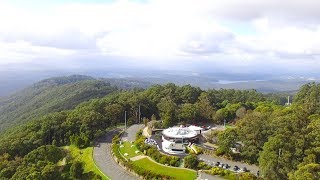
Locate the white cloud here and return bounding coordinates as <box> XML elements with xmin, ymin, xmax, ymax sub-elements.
<box><xmin>0</xmin><ymin>40</ymin><xmax>75</xmax><ymax>66</ymax></box>
<box><xmin>0</xmin><ymin>0</ymin><xmax>320</xmax><ymax>74</ymax></box>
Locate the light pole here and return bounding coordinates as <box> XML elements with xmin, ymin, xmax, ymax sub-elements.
<box><xmin>124</xmin><ymin>111</ymin><xmax>127</xmax><ymax>131</ymax></box>
<box><xmin>138</xmin><ymin>105</ymin><xmax>141</xmax><ymax>124</ymax></box>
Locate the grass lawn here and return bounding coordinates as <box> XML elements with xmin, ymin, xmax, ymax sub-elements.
<box><xmin>66</xmin><ymin>146</ymin><xmax>109</xmax><ymax>180</ymax></box>
<box><xmin>119</xmin><ymin>141</ymin><xmax>141</xmax><ymax>158</ymax></box>
<box><xmin>225</xmin><ymin>124</ymin><xmax>236</xmax><ymax>129</ymax></box>
<box><xmin>133</xmin><ymin>157</ymin><xmax>197</xmax><ymax>180</ymax></box>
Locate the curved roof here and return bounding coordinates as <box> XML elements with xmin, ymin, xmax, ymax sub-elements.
<box><xmin>188</xmin><ymin>125</ymin><xmax>204</xmax><ymax>131</ymax></box>
<box><xmin>162</xmin><ymin>126</ymin><xmax>198</xmax><ymax>139</ymax></box>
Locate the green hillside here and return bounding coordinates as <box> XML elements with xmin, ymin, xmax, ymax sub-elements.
<box><xmin>0</xmin><ymin>75</ymin><xmax>117</xmax><ymax>132</ymax></box>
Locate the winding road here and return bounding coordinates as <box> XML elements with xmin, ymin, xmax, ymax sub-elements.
<box><xmin>93</xmin><ymin>124</ymin><xmax>258</xmax><ymax>180</ymax></box>
<box><xmin>93</xmin><ymin>128</ymin><xmax>139</xmax><ymax>180</ymax></box>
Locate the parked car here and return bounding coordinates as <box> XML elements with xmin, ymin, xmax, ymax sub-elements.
<box><xmin>233</xmin><ymin>166</ymin><xmax>239</xmax><ymax>171</ymax></box>
<box><xmin>214</xmin><ymin>162</ymin><xmax>220</xmax><ymax>166</ymax></box>
<box><xmin>225</xmin><ymin>164</ymin><xmax>230</xmax><ymax>169</ymax></box>
<box><xmin>243</xmin><ymin>167</ymin><xmax>250</xmax><ymax>172</ymax></box>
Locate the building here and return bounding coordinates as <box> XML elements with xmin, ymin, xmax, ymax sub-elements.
<box><xmin>161</xmin><ymin>126</ymin><xmax>203</xmax><ymax>154</ymax></box>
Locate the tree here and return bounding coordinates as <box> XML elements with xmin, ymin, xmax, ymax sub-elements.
<box><xmin>217</xmin><ymin>128</ymin><xmax>237</xmax><ymax>156</ymax></box>
<box><xmin>184</xmin><ymin>155</ymin><xmax>199</xmax><ymax>169</ymax></box>
<box><xmin>236</xmin><ymin>107</ymin><xmax>246</xmax><ymax>119</ymax></box>
<box><xmin>289</xmin><ymin>163</ymin><xmax>320</xmax><ymax>180</ymax></box>
<box><xmin>236</xmin><ymin>111</ymin><xmax>271</xmax><ymax>164</ymax></box>
<box><xmin>70</xmin><ymin>161</ymin><xmax>84</xmax><ymax>179</ymax></box>
<box><xmin>213</xmin><ymin>108</ymin><xmax>228</xmax><ymax>124</ymax></box>
<box><xmin>41</xmin><ymin>164</ymin><xmax>60</xmax><ymax>179</ymax></box>
<box><xmin>196</xmin><ymin>92</ymin><xmax>215</xmax><ymax>121</ymax></box>
<box><xmin>178</xmin><ymin>84</ymin><xmax>202</xmax><ymax>104</ymax></box>
<box><xmin>259</xmin><ymin>132</ymin><xmax>304</xmax><ymax>180</ymax></box>
<box><xmin>178</xmin><ymin>103</ymin><xmax>198</xmax><ymax>123</ymax></box>
<box><xmin>304</xmin><ymin>115</ymin><xmax>320</xmax><ymax>164</ymax></box>
<box><xmin>157</xmin><ymin>97</ymin><xmax>177</xmax><ymax>127</ymax></box>
<box><xmin>105</xmin><ymin>103</ymin><xmax>124</xmax><ymax>126</ymax></box>
<box><xmin>23</xmin><ymin>145</ymin><xmax>64</xmax><ymax>164</ymax></box>
<box><xmin>70</xmin><ymin>133</ymin><xmax>90</xmax><ymax>148</ymax></box>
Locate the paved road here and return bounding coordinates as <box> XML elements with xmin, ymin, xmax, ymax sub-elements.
<box><xmin>198</xmin><ymin>154</ymin><xmax>259</xmax><ymax>175</ymax></box>
<box><xmin>197</xmin><ymin>172</ymin><xmax>225</xmax><ymax>180</ymax></box>
<box><xmin>121</xmin><ymin>124</ymin><xmax>144</xmax><ymax>141</ymax></box>
<box><xmin>93</xmin><ymin>129</ymin><xmax>139</xmax><ymax>180</ymax></box>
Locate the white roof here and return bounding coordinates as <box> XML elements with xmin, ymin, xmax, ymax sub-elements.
<box><xmin>162</xmin><ymin>126</ymin><xmax>198</xmax><ymax>139</ymax></box>
<box><xmin>188</xmin><ymin>125</ymin><xmax>204</xmax><ymax>131</ymax></box>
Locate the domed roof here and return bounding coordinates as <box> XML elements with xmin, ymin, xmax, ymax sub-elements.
<box><xmin>162</xmin><ymin>126</ymin><xmax>198</xmax><ymax>139</ymax></box>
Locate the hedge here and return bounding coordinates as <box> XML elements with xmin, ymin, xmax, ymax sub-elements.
<box><xmin>111</xmin><ymin>132</ymin><xmax>172</xmax><ymax>179</ymax></box>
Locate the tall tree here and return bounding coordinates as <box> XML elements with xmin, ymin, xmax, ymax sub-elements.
<box><xmin>157</xmin><ymin>97</ymin><xmax>177</xmax><ymax>127</ymax></box>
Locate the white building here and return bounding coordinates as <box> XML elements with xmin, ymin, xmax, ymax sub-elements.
<box><xmin>161</xmin><ymin>126</ymin><xmax>202</xmax><ymax>154</ymax></box>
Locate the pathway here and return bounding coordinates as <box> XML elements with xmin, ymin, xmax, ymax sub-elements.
<box><xmin>197</xmin><ymin>172</ymin><xmax>225</xmax><ymax>180</ymax></box>
<box><xmin>121</xmin><ymin>124</ymin><xmax>144</xmax><ymax>141</ymax></box>
<box><xmin>93</xmin><ymin>129</ymin><xmax>139</xmax><ymax>180</ymax></box>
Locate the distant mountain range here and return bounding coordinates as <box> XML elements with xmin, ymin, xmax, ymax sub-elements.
<box><xmin>1</xmin><ymin>70</ymin><xmax>319</xmax><ymax>98</ymax></box>
<box><xmin>1</xmin><ymin>73</ymin><xmax>318</xmax><ymax>133</ymax></box>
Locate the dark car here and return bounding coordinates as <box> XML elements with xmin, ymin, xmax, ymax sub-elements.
<box><xmin>225</xmin><ymin>164</ymin><xmax>230</xmax><ymax>169</ymax></box>
<box><xmin>233</xmin><ymin>166</ymin><xmax>239</xmax><ymax>171</ymax></box>
<box><xmin>243</xmin><ymin>167</ymin><xmax>250</xmax><ymax>172</ymax></box>
<box><xmin>214</xmin><ymin>162</ymin><xmax>220</xmax><ymax>166</ymax></box>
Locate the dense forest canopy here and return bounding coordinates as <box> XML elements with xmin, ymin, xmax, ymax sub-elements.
<box><xmin>0</xmin><ymin>75</ymin><xmax>118</xmax><ymax>132</ymax></box>
<box><xmin>0</xmin><ymin>79</ymin><xmax>319</xmax><ymax>179</ymax></box>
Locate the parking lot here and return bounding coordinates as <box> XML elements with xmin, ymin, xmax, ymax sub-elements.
<box><xmin>198</xmin><ymin>154</ymin><xmax>260</xmax><ymax>176</ymax></box>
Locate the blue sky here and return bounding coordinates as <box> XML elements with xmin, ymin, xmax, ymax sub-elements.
<box><xmin>0</xmin><ymin>0</ymin><xmax>320</xmax><ymax>77</ymax></box>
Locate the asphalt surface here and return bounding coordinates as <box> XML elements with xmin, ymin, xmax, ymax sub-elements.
<box><xmin>198</xmin><ymin>154</ymin><xmax>260</xmax><ymax>175</ymax></box>
<box><xmin>93</xmin><ymin>124</ymin><xmax>259</xmax><ymax>180</ymax></box>
<box><xmin>198</xmin><ymin>172</ymin><xmax>225</xmax><ymax>180</ymax></box>
<box><xmin>93</xmin><ymin>128</ymin><xmax>139</xmax><ymax>180</ymax></box>
<box><xmin>121</xmin><ymin>124</ymin><xmax>144</xmax><ymax>141</ymax></box>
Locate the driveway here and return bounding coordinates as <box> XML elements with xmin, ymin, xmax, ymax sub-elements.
<box><xmin>93</xmin><ymin>128</ymin><xmax>139</xmax><ymax>180</ymax></box>
<box><xmin>198</xmin><ymin>154</ymin><xmax>259</xmax><ymax>176</ymax></box>
<box><xmin>121</xmin><ymin>124</ymin><xmax>144</xmax><ymax>141</ymax></box>
<box><xmin>197</xmin><ymin>172</ymin><xmax>225</xmax><ymax>180</ymax></box>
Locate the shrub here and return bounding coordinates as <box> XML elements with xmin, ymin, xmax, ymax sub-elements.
<box><xmin>238</xmin><ymin>172</ymin><xmax>257</xmax><ymax>180</ymax></box>
<box><xmin>184</xmin><ymin>155</ymin><xmax>199</xmax><ymax>169</ymax></box>
<box><xmin>135</xmin><ymin>129</ymin><xmax>143</xmax><ymax>140</ymax></box>
<box><xmin>197</xmin><ymin>161</ymin><xmax>211</xmax><ymax>170</ymax></box>
<box><xmin>193</xmin><ymin>145</ymin><xmax>203</xmax><ymax>154</ymax></box>
<box><xmin>70</xmin><ymin>161</ymin><xmax>84</xmax><ymax>179</ymax></box>
<box><xmin>159</xmin><ymin>156</ymin><xmax>168</xmax><ymax>165</ymax></box>
<box><xmin>211</xmin><ymin>167</ymin><xmax>225</xmax><ymax>176</ymax></box>
<box><xmin>112</xmin><ymin>135</ymin><xmax>120</xmax><ymax>144</ymax></box>
<box><xmin>111</xmin><ymin>133</ymin><xmax>172</xmax><ymax>180</ymax></box>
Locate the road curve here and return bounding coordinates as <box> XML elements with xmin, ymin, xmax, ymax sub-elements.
<box><xmin>93</xmin><ymin>129</ymin><xmax>139</xmax><ymax>180</ymax></box>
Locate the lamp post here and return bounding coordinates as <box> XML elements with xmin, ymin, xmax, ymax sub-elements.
<box><xmin>138</xmin><ymin>105</ymin><xmax>141</xmax><ymax>124</ymax></box>
<box><xmin>124</xmin><ymin>111</ymin><xmax>127</xmax><ymax>131</ymax></box>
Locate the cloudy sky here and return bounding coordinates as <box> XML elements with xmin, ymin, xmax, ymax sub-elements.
<box><xmin>1</xmin><ymin>0</ymin><xmax>320</xmax><ymax>76</ymax></box>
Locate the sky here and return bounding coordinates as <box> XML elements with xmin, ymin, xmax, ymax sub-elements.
<box><xmin>1</xmin><ymin>0</ymin><xmax>320</xmax><ymax>77</ymax></box>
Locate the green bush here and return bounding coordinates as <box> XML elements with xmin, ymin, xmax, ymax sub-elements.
<box><xmin>111</xmin><ymin>132</ymin><xmax>172</xmax><ymax>179</ymax></box>
<box><xmin>134</xmin><ymin>132</ymin><xmax>180</xmax><ymax>167</ymax></box>
<box><xmin>135</xmin><ymin>129</ymin><xmax>143</xmax><ymax>140</ymax></box>
<box><xmin>211</xmin><ymin>167</ymin><xmax>225</xmax><ymax>175</ymax></box>
<box><xmin>197</xmin><ymin>162</ymin><xmax>211</xmax><ymax>170</ymax></box>
<box><xmin>193</xmin><ymin>145</ymin><xmax>203</xmax><ymax>154</ymax></box>
<box><xmin>184</xmin><ymin>155</ymin><xmax>199</xmax><ymax>169</ymax></box>
<box><xmin>112</xmin><ymin>135</ymin><xmax>120</xmax><ymax>144</ymax></box>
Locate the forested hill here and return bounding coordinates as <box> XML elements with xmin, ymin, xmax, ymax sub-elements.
<box><xmin>0</xmin><ymin>75</ymin><xmax>118</xmax><ymax>132</ymax></box>
<box><xmin>0</xmin><ymin>81</ymin><xmax>319</xmax><ymax>179</ymax></box>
